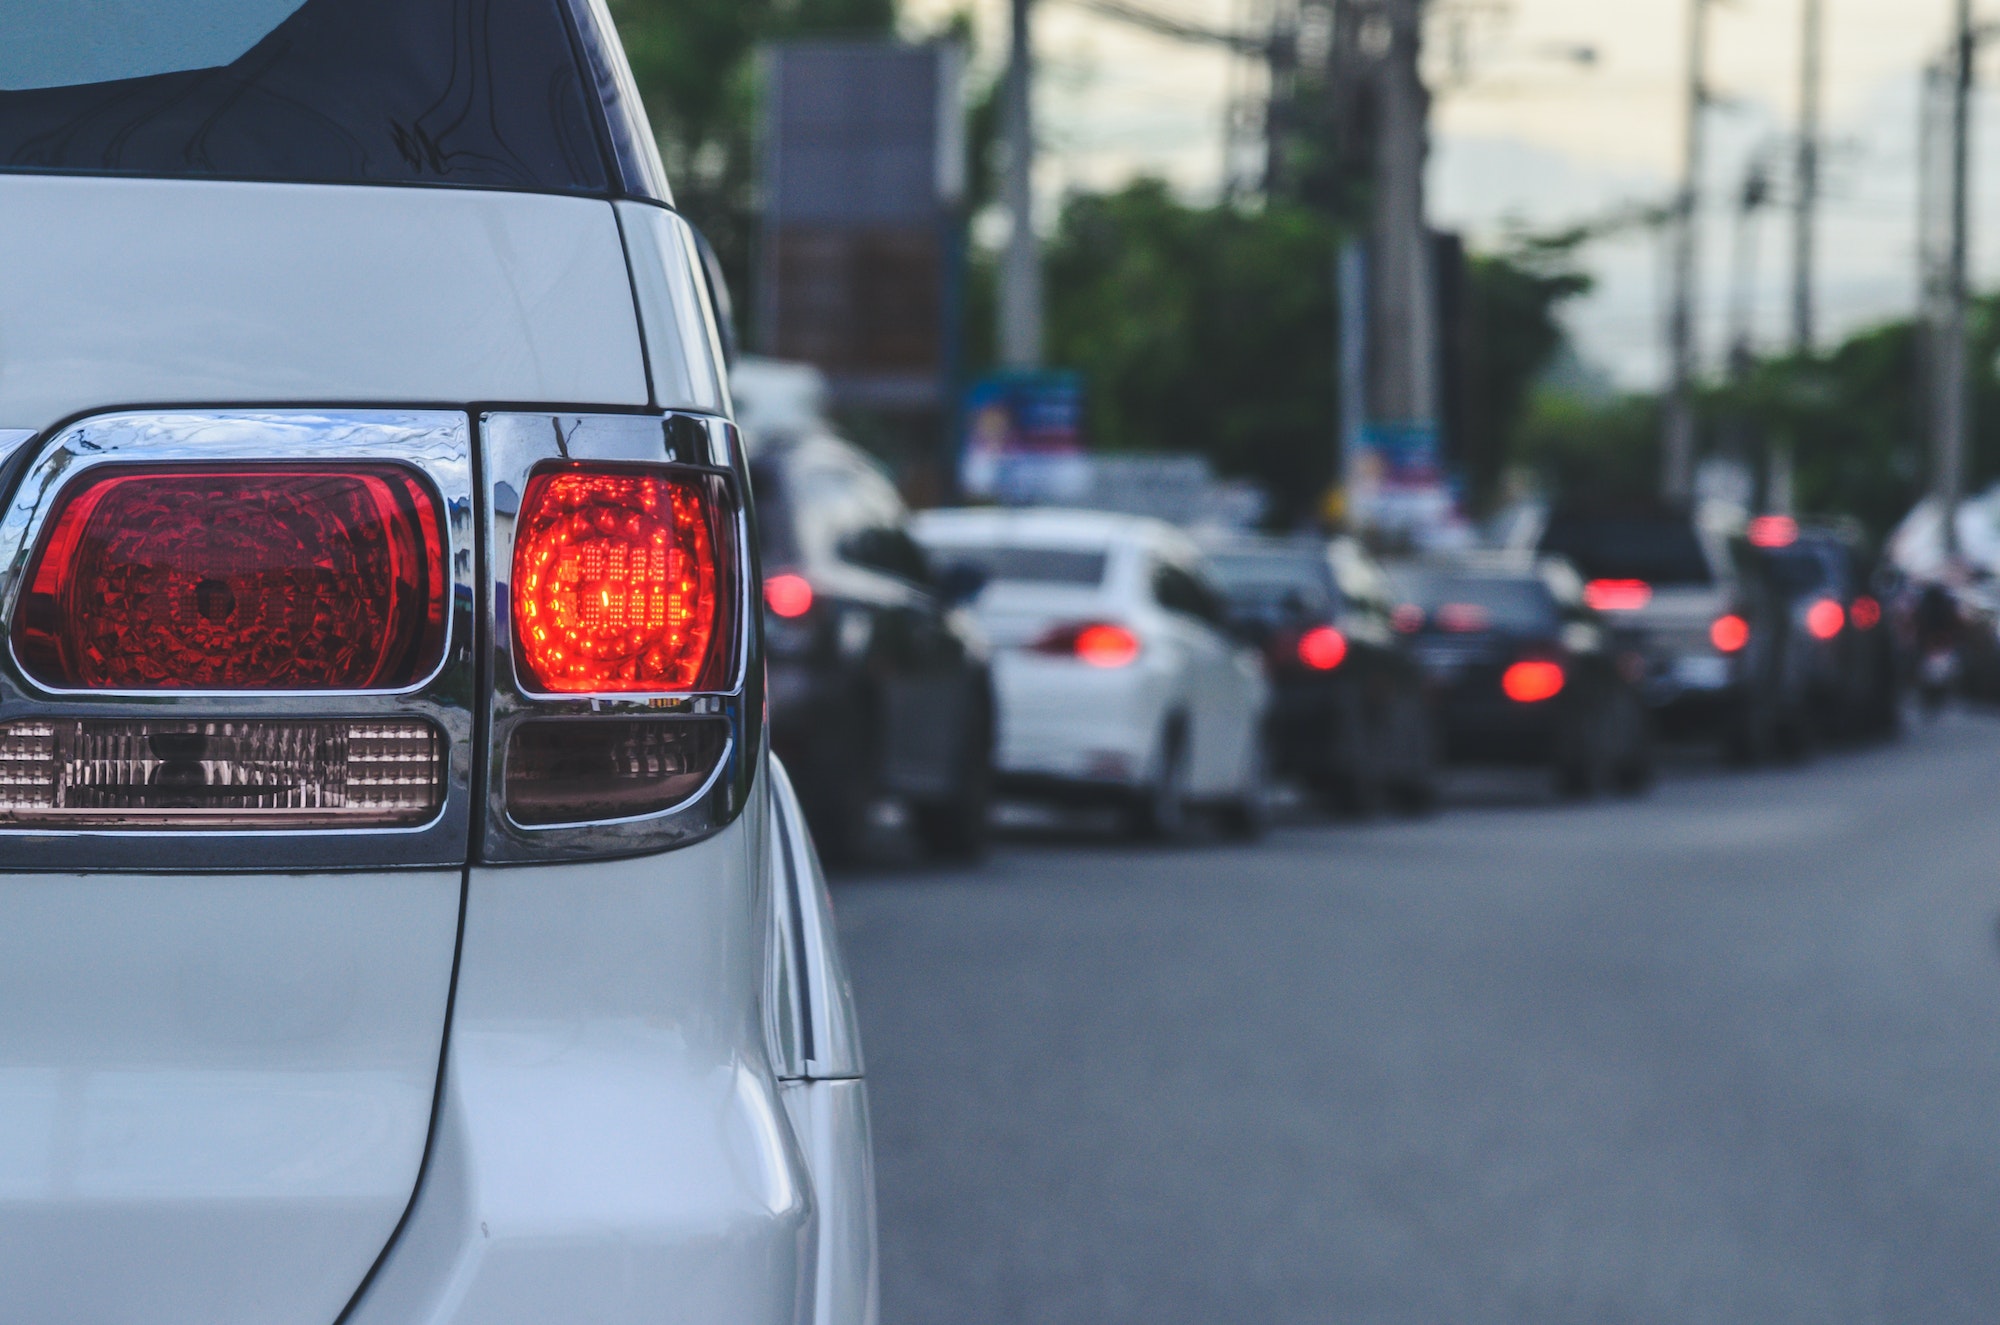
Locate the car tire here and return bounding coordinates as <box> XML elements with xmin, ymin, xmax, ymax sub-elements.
<box><xmin>1610</xmin><ymin>691</ymin><xmax>1656</xmax><ymax>796</ymax></box>
<box><xmin>1323</xmin><ymin>695</ymin><xmax>1386</xmax><ymax>819</ymax></box>
<box><xmin>913</xmin><ymin>693</ymin><xmax>993</xmax><ymax>863</ymax></box>
<box><xmin>1128</xmin><ymin>720</ymin><xmax>1192</xmax><ymax>842</ymax></box>
<box><xmin>1386</xmin><ymin>689</ymin><xmax>1439</xmax><ymax>817</ymax></box>
<box><xmin>799</xmin><ymin>698</ymin><xmax>879</xmax><ymax>869</ymax></box>
<box><xmin>1554</xmin><ymin>698</ymin><xmax>1610</xmax><ymax>800</ymax></box>
<box><xmin>1215</xmin><ymin>733</ymin><xmax>1270</xmax><ymax>842</ymax></box>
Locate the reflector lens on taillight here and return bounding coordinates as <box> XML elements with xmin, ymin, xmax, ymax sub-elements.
<box><xmin>1585</xmin><ymin>579</ymin><xmax>1653</xmax><ymax>612</ymax></box>
<box><xmin>506</xmin><ymin>718</ymin><xmax>727</xmax><ymax>825</ymax></box>
<box><xmin>1711</xmin><ymin>614</ymin><xmax>1751</xmax><ymax>653</ymax></box>
<box><xmin>1392</xmin><ymin>603</ymin><xmax>1424</xmax><ymax>633</ymax></box>
<box><xmin>764</xmin><ymin>573</ymin><xmax>814</xmax><ymax>619</ymax></box>
<box><xmin>1502</xmin><ymin>660</ymin><xmax>1566</xmax><ymax>703</ymax></box>
<box><xmin>1852</xmin><ymin>595</ymin><xmax>1882</xmax><ymax>630</ymax></box>
<box><xmin>1806</xmin><ymin>598</ymin><xmax>1845</xmax><ymax>640</ymax></box>
<box><xmin>0</xmin><ymin>718</ymin><xmax>442</xmax><ymax>828</ymax></box>
<box><xmin>512</xmin><ymin>467</ymin><xmax>730</xmax><ymax>694</ymax></box>
<box><xmin>1297</xmin><ymin>625</ymin><xmax>1349</xmax><ymax>671</ymax></box>
<box><xmin>10</xmin><ymin>466</ymin><xmax>445</xmax><ymax>691</ymax></box>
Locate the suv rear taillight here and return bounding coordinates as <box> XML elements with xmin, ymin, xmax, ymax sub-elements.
<box><xmin>1030</xmin><ymin>622</ymin><xmax>1141</xmax><ymax>668</ymax></box>
<box><xmin>511</xmin><ymin>467</ymin><xmax>729</xmax><ymax>694</ymax></box>
<box><xmin>11</xmin><ymin>465</ymin><xmax>446</xmax><ymax>692</ymax></box>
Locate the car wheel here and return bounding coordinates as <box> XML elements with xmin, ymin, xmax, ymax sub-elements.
<box><xmin>1386</xmin><ymin>689</ymin><xmax>1439</xmax><ymax>817</ymax></box>
<box><xmin>1323</xmin><ymin>695</ymin><xmax>1386</xmax><ymax>818</ymax></box>
<box><xmin>1128</xmin><ymin>721</ymin><xmax>1192</xmax><ymax>842</ymax></box>
<box><xmin>913</xmin><ymin>694</ymin><xmax>993</xmax><ymax>863</ymax></box>
<box><xmin>1610</xmin><ymin>691</ymin><xmax>1656</xmax><ymax>796</ymax></box>
<box><xmin>1554</xmin><ymin>699</ymin><xmax>1609</xmax><ymax>800</ymax></box>
<box><xmin>1215</xmin><ymin>732</ymin><xmax>1271</xmax><ymax>842</ymax></box>
<box><xmin>799</xmin><ymin>699</ymin><xmax>879</xmax><ymax>869</ymax></box>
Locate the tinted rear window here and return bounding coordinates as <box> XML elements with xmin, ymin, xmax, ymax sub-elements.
<box><xmin>929</xmin><ymin>545</ymin><xmax>1108</xmax><ymax>588</ymax></box>
<box><xmin>1540</xmin><ymin>515</ymin><xmax>1713</xmax><ymax>587</ymax></box>
<box><xmin>1209</xmin><ymin>552</ymin><xmax>1338</xmax><ymax>620</ymax></box>
<box><xmin>1405</xmin><ymin>574</ymin><xmax>1559</xmax><ymax>634</ymax></box>
<box><xmin>0</xmin><ymin>0</ymin><xmax>610</xmax><ymax>192</ymax></box>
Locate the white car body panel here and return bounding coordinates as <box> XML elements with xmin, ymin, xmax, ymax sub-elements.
<box><xmin>0</xmin><ymin>869</ymin><xmax>460</xmax><ymax>1324</ymax></box>
<box><xmin>0</xmin><ymin>174</ymin><xmax>650</xmax><ymax>435</ymax></box>
<box><xmin>346</xmin><ymin>809</ymin><xmax>817</xmax><ymax>1325</ymax></box>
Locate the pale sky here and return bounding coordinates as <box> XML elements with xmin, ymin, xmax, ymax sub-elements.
<box><xmin>903</xmin><ymin>0</ymin><xmax>1998</xmax><ymax>388</ymax></box>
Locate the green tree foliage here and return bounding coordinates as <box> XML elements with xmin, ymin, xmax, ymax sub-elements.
<box><xmin>1453</xmin><ymin>249</ymin><xmax>1593</xmax><ymax>512</ymax></box>
<box><xmin>607</xmin><ymin>0</ymin><xmax>895</xmax><ymax>317</ymax></box>
<box><xmin>1038</xmin><ymin>180</ymin><xmax>1341</xmax><ymax>525</ymax></box>
<box><xmin>1511</xmin><ymin>390</ymin><xmax>1662</xmax><ymax>507</ymax></box>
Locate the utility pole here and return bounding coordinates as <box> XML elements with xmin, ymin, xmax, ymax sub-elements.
<box><xmin>1939</xmin><ymin>0</ymin><xmax>1974</xmax><ymax>561</ymax></box>
<box><xmin>1663</xmin><ymin>0</ymin><xmax>1712</xmax><ymax>504</ymax></box>
<box><xmin>999</xmin><ymin>0</ymin><xmax>1044</xmax><ymax>369</ymax></box>
<box><xmin>1791</xmin><ymin>0</ymin><xmax>1822</xmax><ymax>354</ymax></box>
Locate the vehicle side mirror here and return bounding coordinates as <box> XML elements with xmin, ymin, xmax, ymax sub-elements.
<box><xmin>935</xmin><ymin>562</ymin><xmax>987</xmax><ymax>606</ymax></box>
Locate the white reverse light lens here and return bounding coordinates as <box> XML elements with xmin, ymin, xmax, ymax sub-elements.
<box><xmin>0</xmin><ymin>719</ymin><xmax>442</xmax><ymax>829</ymax></box>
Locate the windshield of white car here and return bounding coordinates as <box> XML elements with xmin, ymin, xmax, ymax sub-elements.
<box><xmin>0</xmin><ymin>0</ymin><xmax>610</xmax><ymax>193</ymax></box>
<box><xmin>926</xmin><ymin>545</ymin><xmax>1108</xmax><ymax>588</ymax></box>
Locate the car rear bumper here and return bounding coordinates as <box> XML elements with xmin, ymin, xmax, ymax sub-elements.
<box><xmin>991</xmin><ymin>653</ymin><xmax>1166</xmax><ymax>786</ymax></box>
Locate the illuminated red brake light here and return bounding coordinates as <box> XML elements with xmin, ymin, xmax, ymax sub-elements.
<box><xmin>1502</xmin><ymin>660</ymin><xmax>1566</xmax><ymax>704</ymax></box>
<box><xmin>1031</xmin><ymin>622</ymin><xmax>1141</xmax><ymax>668</ymax></box>
<box><xmin>512</xmin><ymin>466</ymin><xmax>731</xmax><ymax>694</ymax></box>
<box><xmin>10</xmin><ymin>465</ymin><xmax>445</xmax><ymax>691</ymax></box>
<box><xmin>764</xmin><ymin>573</ymin><xmax>814</xmax><ymax>619</ymax></box>
<box><xmin>1297</xmin><ymin>625</ymin><xmax>1349</xmax><ymax>671</ymax></box>
<box><xmin>1711</xmin><ymin>614</ymin><xmax>1750</xmax><ymax>653</ymax></box>
<box><xmin>1852</xmin><ymin>596</ymin><xmax>1882</xmax><ymax>630</ymax></box>
<box><xmin>1748</xmin><ymin>515</ymin><xmax>1799</xmax><ymax>548</ymax></box>
<box><xmin>1585</xmin><ymin>579</ymin><xmax>1653</xmax><ymax>612</ymax></box>
<box><xmin>1806</xmin><ymin>598</ymin><xmax>1845</xmax><ymax>640</ymax></box>
<box><xmin>1435</xmin><ymin>602</ymin><xmax>1492</xmax><ymax>633</ymax></box>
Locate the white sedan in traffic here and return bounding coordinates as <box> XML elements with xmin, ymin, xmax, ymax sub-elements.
<box><xmin>913</xmin><ymin>508</ymin><xmax>1270</xmax><ymax>838</ymax></box>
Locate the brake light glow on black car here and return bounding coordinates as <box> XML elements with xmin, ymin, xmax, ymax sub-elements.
<box><xmin>764</xmin><ymin>573</ymin><xmax>815</xmax><ymax>618</ymax></box>
<box><xmin>1297</xmin><ymin>626</ymin><xmax>1348</xmax><ymax>671</ymax></box>
<box><xmin>1584</xmin><ymin>579</ymin><xmax>1652</xmax><ymax>612</ymax></box>
<box><xmin>1806</xmin><ymin>599</ymin><xmax>1845</xmax><ymax>640</ymax></box>
<box><xmin>1711</xmin><ymin>614</ymin><xmax>1751</xmax><ymax>653</ymax></box>
<box><xmin>11</xmin><ymin>465</ymin><xmax>446</xmax><ymax>692</ymax></box>
<box><xmin>1853</xmin><ymin>596</ymin><xmax>1882</xmax><ymax>630</ymax></box>
<box><xmin>1502</xmin><ymin>660</ymin><xmax>1566</xmax><ymax>704</ymax></box>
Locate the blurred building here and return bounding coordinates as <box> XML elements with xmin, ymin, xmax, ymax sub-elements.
<box><xmin>756</xmin><ymin>40</ymin><xmax>966</xmax><ymax>440</ymax></box>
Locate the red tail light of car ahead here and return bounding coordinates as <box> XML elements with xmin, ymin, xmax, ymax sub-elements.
<box><xmin>1434</xmin><ymin>602</ymin><xmax>1492</xmax><ymax>633</ymax></box>
<box><xmin>1711</xmin><ymin>614</ymin><xmax>1751</xmax><ymax>654</ymax></box>
<box><xmin>1806</xmin><ymin>598</ymin><xmax>1845</xmax><ymax>641</ymax></box>
<box><xmin>1749</xmin><ymin>514</ymin><xmax>1800</xmax><ymax>548</ymax></box>
<box><xmin>1031</xmin><ymin>622</ymin><xmax>1141</xmax><ymax>669</ymax></box>
<box><xmin>10</xmin><ymin>465</ymin><xmax>446</xmax><ymax>691</ymax></box>
<box><xmin>1502</xmin><ymin>660</ymin><xmax>1566</xmax><ymax>704</ymax></box>
<box><xmin>1584</xmin><ymin>579</ymin><xmax>1653</xmax><ymax>612</ymax></box>
<box><xmin>511</xmin><ymin>467</ymin><xmax>729</xmax><ymax>694</ymax></box>
<box><xmin>1852</xmin><ymin>595</ymin><xmax>1882</xmax><ymax>630</ymax></box>
<box><xmin>1297</xmin><ymin>625</ymin><xmax>1349</xmax><ymax>671</ymax></box>
<box><xmin>763</xmin><ymin>572</ymin><xmax>814</xmax><ymax>619</ymax></box>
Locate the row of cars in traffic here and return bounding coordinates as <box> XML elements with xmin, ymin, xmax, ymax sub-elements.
<box><xmin>745</xmin><ymin>371</ymin><xmax>1911</xmax><ymax>865</ymax></box>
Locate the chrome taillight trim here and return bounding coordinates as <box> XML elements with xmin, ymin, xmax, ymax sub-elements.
<box><xmin>478</xmin><ymin>411</ymin><xmax>761</xmax><ymax>864</ymax></box>
<box><xmin>0</xmin><ymin>410</ymin><xmax>477</xmax><ymax>872</ymax></box>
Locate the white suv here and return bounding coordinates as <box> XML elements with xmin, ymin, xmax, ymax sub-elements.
<box><xmin>0</xmin><ymin>5</ymin><xmax>876</xmax><ymax>1323</ymax></box>
<box><xmin>913</xmin><ymin>507</ymin><xmax>1270</xmax><ymax>838</ymax></box>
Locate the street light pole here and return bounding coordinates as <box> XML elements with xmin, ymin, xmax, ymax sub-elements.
<box><xmin>1939</xmin><ymin>0</ymin><xmax>1974</xmax><ymax>561</ymax></box>
<box><xmin>999</xmin><ymin>0</ymin><xmax>1044</xmax><ymax>370</ymax></box>
<box><xmin>1791</xmin><ymin>0</ymin><xmax>1822</xmax><ymax>354</ymax></box>
<box><xmin>1663</xmin><ymin>0</ymin><xmax>1712</xmax><ymax>504</ymax></box>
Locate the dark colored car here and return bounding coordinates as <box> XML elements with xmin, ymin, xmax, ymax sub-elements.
<box><xmin>1397</xmin><ymin>556</ymin><xmax>1653</xmax><ymax>796</ymax></box>
<box><xmin>1740</xmin><ymin>519</ymin><xmax>1899</xmax><ymax>740</ymax></box>
<box><xmin>1207</xmin><ymin>537</ymin><xmax>1437</xmax><ymax>814</ymax></box>
<box><xmin>752</xmin><ymin>432</ymin><xmax>994</xmax><ymax>864</ymax></box>
<box><xmin>1537</xmin><ymin>506</ymin><xmax>1802</xmax><ymax>762</ymax></box>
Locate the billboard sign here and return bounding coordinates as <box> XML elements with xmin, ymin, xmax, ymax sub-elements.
<box><xmin>959</xmin><ymin>371</ymin><xmax>1087</xmax><ymax>504</ymax></box>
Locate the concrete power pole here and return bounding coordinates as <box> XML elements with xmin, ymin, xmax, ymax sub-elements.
<box><xmin>1663</xmin><ymin>0</ymin><xmax>1712</xmax><ymax>503</ymax></box>
<box><xmin>999</xmin><ymin>0</ymin><xmax>1044</xmax><ymax>369</ymax></box>
<box><xmin>1791</xmin><ymin>0</ymin><xmax>1822</xmax><ymax>354</ymax></box>
<box><xmin>1369</xmin><ymin>0</ymin><xmax>1438</xmax><ymax>436</ymax></box>
<box><xmin>1938</xmin><ymin>0</ymin><xmax>1974</xmax><ymax>561</ymax></box>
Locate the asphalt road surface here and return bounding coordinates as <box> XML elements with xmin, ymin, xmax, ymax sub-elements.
<box><xmin>835</xmin><ymin>713</ymin><xmax>2000</xmax><ymax>1324</ymax></box>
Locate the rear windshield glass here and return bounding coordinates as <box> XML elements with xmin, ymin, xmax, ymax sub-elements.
<box><xmin>1208</xmin><ymin>552</ymin><xmax>1338</xmax><ymax>619</ymax></box>
<box><xmin>928</xmin><ymin>545</ymin><xmax>1108</xmax><ymax>588</ymax></box>
<box><xmin>1540</xmin><ymin>515</ymin><xmax>1714</xmax><ymax>587</ymax></box>
<box><xmin>1762</xmin><ymin>543</ymin><xmax>1846</xmax><ymax>597</ymax></box>
<box><xmin>1404</xmin><ymin>574</ymin><xmax>1559</xmax><ymax>634</ymax></box>
<box><xmin>0</xmin><ymin>0</ymin><xmax>609</xmax><ymax>193</ymax></box>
